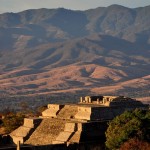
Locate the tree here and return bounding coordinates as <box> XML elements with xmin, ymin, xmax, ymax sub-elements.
<box><xmin>19</xmin><ymin>101</ymin><xmax>29</xmax><ymax>112</ymax></box>
<box><xmin>120</xmin><ymin>138</ymin><xmax>150</xmax><ymax>150</ymax></box>
<box><xmin>105</xmin><ymin>109</ymin><xmax>150</xmax><ymax>150</ymax></box>
<box><xmin>36</xmin><ymin>105</ymin><xmax>47</xmax><ymax>116</ymax></box>
<box><xmin>2</xmin><ymin>113</ymin><xmax>24</xmax><ymax>134</ymax></box>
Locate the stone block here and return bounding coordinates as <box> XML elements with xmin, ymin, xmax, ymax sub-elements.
<box><xmin>69</xmin><ymin>131</ymin><xmax>82</xmax><ymax>143</ymax></box>
<box><xmin>64</xmin><ymin>123</ymin><xmax>77</xmax><ymax>132</ymax></box>
<box><xmin>75</xmin><ymin>112</ymin><xmax>91</xmax><ymax>120</ymax></box>
<box><xmin>47</xmin><ymin>104</ymin><xmax>64</xmax><ymax>110</ymax></box>
<box><xmin>24</xmin><ymin>118</ymin><xmax>42</xmax><ymax>128</ymax></box>
<box><xmin>10</xmin><ymin>126</ymin><xmax>31</xmax><ymax>137</ymax></box>
<box><xmin>52</xmin><ymin>140</ymin><xmax>64</xmax><ymax>144</ymax></box>
<box><xmin>78</xmin><ymin>107</ymin><xmax>91</xmax><ymax>113</ymax></box>
<box><xmin>75</xmin><ymin>107</ymin><xmax>92</xmax><ymax>120</ymax></box>
<box><xmin>55</xmin><ymin>131</ymin><xmax>73</xmax><ymax>142</ymax></box>
<box><xmin>42</xmin><ymin>104</ymin><xmax>64</xmax><ymax>118</ymax></box>
<box><xmin>10</xmin><ymin>118</ymin><xmax>42</xmax><ymax>145</ymax></box>
<box><xmin>10</xmin><ymin>135</ymin><xmax>24</xmax><ymax>144</ymax></box>
<box><xmin>42</xmin><ymin>108</ymin><xmax>58</xmax><ymax>117</ymax></box>
<box><xmin>77</xmin><ymin>123</ymin><xmax>83</xmax><ymax>131</ymax></box>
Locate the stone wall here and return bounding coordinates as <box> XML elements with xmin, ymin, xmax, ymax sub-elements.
<box><xmin>10</xmin><ymin>118</ymin><xmax>42</xmax><ymax>144</ymax></box>
<box><xmin>74</xmin><ymin>106</ymin><xmax>91</xmax><ymax>120</ymax></box>
<box><xmin>9</xmin><ymin>96</ymin><xmax>149</xmax><ymax>146</ymax></box>
<box><xmin>74</xmin><ymin>106</ymin><xmax>117</xmax><ymax>121</ymax></box>
<box><xmin>52</xmin><ymin>121</ymin><xmax>107</xmax><ymax>144</ymax></box>
<box><xmin>42</xmin><ymin>104</ymin><xmax>64</xmax><ymax>118</ymax></box>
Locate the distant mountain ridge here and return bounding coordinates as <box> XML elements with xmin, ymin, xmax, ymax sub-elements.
<box><xmin>0</xmin><ymin>5</ymin><xmax>150</xmax><ymax>101</ymax></box>
<box><xmin>1</xmin><ymin>5</ymin><xmax>150</xmax><ymax>49</ymax></box>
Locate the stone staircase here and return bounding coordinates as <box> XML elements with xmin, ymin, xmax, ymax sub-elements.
<box><xmin>52</xmin><ymin>122</ymin><xmax>79</xmax><ymax>144</ymax></box>
<box><xmin>10</xmin><ymin>118</ymin><xmax>42</xmax><ymax>144</ymax></box>
<box><xmin>25</xmin><ymin>119</ymin><xmax>65</xmax><ymax>145</ymax></box>
<box><xmin>42</xmin><ymin>104</ymin><xmax>64</xmax><ymax>118</ymax></box>
<box><xmin>57</xmin><ymin>105</ymin><xmax>78</xmax><ymax>119</ymax></box>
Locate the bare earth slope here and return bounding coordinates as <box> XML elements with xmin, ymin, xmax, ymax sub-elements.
<box><xmin>0</xmin><ymin>5</ymin><xmax>150</xmax><ymax>102</ymax></box>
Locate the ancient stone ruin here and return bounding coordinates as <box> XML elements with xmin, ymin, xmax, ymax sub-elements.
<box><xmin>10</xmin><ymin>96</ymin><xmax>149</xmax><ymax>146</ymax></box>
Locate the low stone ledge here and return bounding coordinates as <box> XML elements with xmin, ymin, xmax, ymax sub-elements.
<box><xmin>24</xmin><ymin>118</ymin><xmax>42</xmax><ymax>128</ymax></box>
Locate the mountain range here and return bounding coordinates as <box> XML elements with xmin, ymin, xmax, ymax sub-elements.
<box><xmin>0</xmin><ymin>5</ymin><xmax>150</xmax><ymax>103</ymax></box>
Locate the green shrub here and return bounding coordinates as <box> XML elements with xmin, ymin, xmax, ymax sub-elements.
<box><xmin>105</xmin><ymin>109</ymin><xmax>150</xmax><ymax>150</ymax></box>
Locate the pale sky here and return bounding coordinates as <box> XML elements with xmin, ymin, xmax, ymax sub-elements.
<box><xmin>0</xmin><ymin>0</ymin><xmax>150</xmax><ymax>14</ymax></box>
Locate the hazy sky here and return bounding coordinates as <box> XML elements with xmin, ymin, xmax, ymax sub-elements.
<box><xmin>0</xmin><ymin>0</ymin><xmax>150</xmax><ymax>13</ymax></box>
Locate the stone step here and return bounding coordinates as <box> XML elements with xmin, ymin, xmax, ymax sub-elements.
<box><xmin>64</xmin><ymin>123</ymin><xmax>77</xmax><ymax>132</ymax></box>
<box><xmin>57</xmin><ymin>105</ymin><xmax>78</xmax><ymax>119</ymax></box>
<box><xmin>10</xmin><ymin>118</ymin><xmax>42</xmax><ymax>144</ymax></box>
<box><xmin>55</xmin><ymin>131</ymin><xmax>74</xmax><ymax>142</ymax></box>
<box><xmin>52</xmin><ymin>140</ymin><xmax>65</xmax><ymax>144</ymax></box>
<box><xmin>10</xmin><ymin>126</ymin><xmax>32</xmax><ymax>137</ymax></box>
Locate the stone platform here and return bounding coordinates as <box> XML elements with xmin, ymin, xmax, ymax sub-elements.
<box><xmin>10</xmin><ymin>96</ymin><xmax>149</xmax><ymax>145</ymax></box>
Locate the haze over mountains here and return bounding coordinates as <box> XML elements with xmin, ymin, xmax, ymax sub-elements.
<box><xmin>0</xmin><ymin>5</ymin><xmax>150</xmax><ymax>101</ymax></box>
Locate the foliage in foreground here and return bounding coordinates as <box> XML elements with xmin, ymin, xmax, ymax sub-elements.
<box><xmin>120</xmin><ymin>138</ymin><xmax>150</xmax><ymax>150</ymax></box>
<box><xmin>105</xmin><ymin>109</ymin><xmax>150</xmax><ymax>150</ymax></box>
<box><xmin>0</xmin><ymin>104</ymin><xmax>48</xmax><ymax>134</ymax></box>
<box><xmin>2</xmin><ymin>113</ymin><xmax>25</xmax><ymax>134</ymax></box>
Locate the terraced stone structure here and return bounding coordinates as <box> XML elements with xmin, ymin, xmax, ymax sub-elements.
<box><xmin>10</xmin><ymin>96</ymin><xmax>149</xmax><ymax>146</ymax></box>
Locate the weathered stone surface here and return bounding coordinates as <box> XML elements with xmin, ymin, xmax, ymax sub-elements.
<box><xmin>42</xmin><ymin>104</ymin><xmax>64</xmax><ymax>118</ymax></box>
<box><xmin>64</xmin><ymin>123</ymin><xmax>77</xmax><ymax>132</ymax></box>
<box><xmin>10</xmin><ymin>118</ymin><xmax>42</xmax><ymax>144</ymax></box>
<box><xmin>10</xmin><ymin>126</ymin><xmax>31</xmax><ymax>137</ymax></box>
<box><xmin>10</xmin><ymin>96</ymin><xmax>149</xmax><ymax>146</ymax></box>
<box><xmin>69</xmin><ymin>131</ymin><xmax>82</xmax><ymax>143</ymax></box>
<box><xmin>47</xmin><ymin>104</ymin><xmax>64</xmax><ymax>110</ymax></box>
<box><xmin>75</xmin><ymin>107</ymin><xmax>91</xmax><ymax>120</ymax></box>
<box><xmin>10</xmin><ymin>136</ymin><xmax>24</xmax><ymax>145</ymax></box>
<box><xmin>57</xmin><ymin>105</ymin><xmax>78</xmax><ymax>119</ymax></box>
<box><xmin>75</xmin><ymin>96</ymin><xmax>149</xmax><ymax>121</ymax></box>
<box><xmin>54</xmin><ymin>131</ymin><xmax>74</xmax><ymax>143</ymax></box>
<box><xmin>42</xmin><ymin>108</ymin><xmax>58</xmax><ymax>118</ymax></box>
<box><xmin>52</xmin><ymin>140</ymin><xmax>64</xmax><ymax>144</ymax></box>
<box><xmin>24</xmin><ymin>118</ymin><xmax>42</xmax><ymax>128</ymax></box>
<box><xmin>25</xmin><ymin>119</ymin><xmax>65</xmax><ymax>145</ymax></box>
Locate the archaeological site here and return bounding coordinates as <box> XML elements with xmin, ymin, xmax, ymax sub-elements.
<box><xmin>8</xmin><ymin>95</ymin><xmax>149</xmax><ymax>149</ymax></box>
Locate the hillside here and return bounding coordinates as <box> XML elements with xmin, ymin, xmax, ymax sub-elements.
<box><xmin>0</xmin><ymin>5</ymin><xmax>150</xmax><ymax>103</ymax></box>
